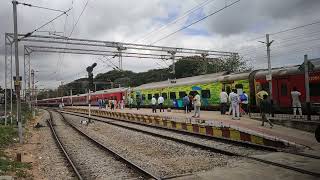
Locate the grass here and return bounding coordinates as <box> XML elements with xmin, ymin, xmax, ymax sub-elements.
<box><xmin>0</xmin><ymin>125</ymin><xmax>17</xmax><ymax>148</ymax></box>
<box><xmin>0</xmin><ymin>104</ymin><xmax>34</xmax><ymax>178</ymax></box>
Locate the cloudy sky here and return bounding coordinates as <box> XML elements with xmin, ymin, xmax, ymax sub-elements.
<box><xmin>1</xmin><ymin>0</ymin><xmax>320</xmax><ymax>89</ymax></box>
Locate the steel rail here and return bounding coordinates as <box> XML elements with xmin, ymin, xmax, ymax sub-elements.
<box><xmin>46</xmin><ymin>110</ymin><xmax>83</xmax><ymax>180</ymax></box>
<box><xmin>55</xmin><ymin>110</ymin><xmax>161</xmax><ymax>180</ymax></box>
<box><xmin>74</xmin><ymin>110</ymin><xmax>320</xmax><ymax>160</ymax></box>
<box><xmin>60</xmin><ymin>110</ymin><xmax>320</xmax><ymax>178</ymax></box>
<box><xmin>61</xmin><ymin>110</ymin><xmax>278</xmax><ymax>151</ymax></box>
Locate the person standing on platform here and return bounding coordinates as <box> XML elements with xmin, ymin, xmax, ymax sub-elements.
<box><xmin>192</xmin><ymin>92</ymin><xmax>201</xmax><ymax>118</ymax></box>
<box><xmin>98</xmin><ymin>99</ymin><xmax>102</xmax><ymax>109</ymax></box>
<box><xmin>105</xmin><ymin>98</ymin><xmax>109</xmax><ymax>110</ymax></box>
<box><xmin>151</xmin><ymin>96</ymin><xmax>157</xmax><ymax>113</ymax></box>
<box><xmin>291</xmin><ymin>87</ymin><xmax>303</xmax><ymax>118</ymax></box>
<box><xmin>129</xmin><ymin>96</ymin><xmax>133</xmax><ymax>109</ymax></box>
<box><xmin>183</xmin><ymin>94</ymin><xmax>190</xmax><ymax>113</ymax></box>
<box><xmin>229</xmin><ymin>89</ymin><xmax>240</xmax><ymax>120</ymax></box>
<box><xmin>136</xmin><ymin>95</ymin><xmax>141</xmax><ymax>110</ymax></box>
<box><xmin>220</xmin><ymin>88</ymin><xmax>228</xmax><ymax>115</ymax></box>
<box><xmin>240</xmin><ymin>91</ymin><xmax>249</xmax><ymax>114</ymax></box>
<box><xmin>188</xmin><ymin>94</ymin><xmax>193</xmax><ymax>113</ymax></box>
<box><xmin>260</xmin><ymin>94</ymin><xmax>273</xmax><ymax>128</ymax></box>
<box><xmin>110</xmin><ymin>98</ymin><xmax>115</xmax><ymax>110</ymax></box>
<box><xmin>256</xmin><ymin>88</ymin><xmax>268</xmax><ymax>106</ymax></box>
<box><xmin>158</xmin><ymin>95</ymin><xmax>164</xmax><ymax>112</ymax></box>
<box><xmin>120</xmin><ymin>99</ymin><xmax>124</xmax><ymax>110</ymax></box>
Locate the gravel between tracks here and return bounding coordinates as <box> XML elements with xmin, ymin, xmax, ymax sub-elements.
<box><xmin>37</xmin><ymin>110</ymin><xmax>74</xmax><ymax>180</ymax></box>
<box><xmin>63</xmin><ymin>113</ymin><xmax>239</xmax><ymax>178</ymax></box>
<box><xmin>52</xmin><ymin>111</ymin><xmax>143</xmax><ymax>180</ymax></box>
<box><xmin>97</xmin><ymin>116</ymin><xmax>268</xmax><ymax>156</ymax></box>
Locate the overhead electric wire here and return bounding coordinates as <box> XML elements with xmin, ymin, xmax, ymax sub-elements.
<box><xmin>246</xmin><ymin>19</ymin><xmax>320</xmax><ymax>42</ymax></box>
<box><xmin>150</xmin><ymin>0</ymin><xmax>241</xmax><ymax>45</ymax></box>
<box><xmin>135</xmin><ymin>0</ymin><xmax>215</xmax><ymax>43</ymax></box>
<box><xmin>20</xmin><ymin>8</ymin><xmax>71</xmax><ymax>40</ymax></box>
<box><xmin>17</xmin><ymin>1</ymin><xmax>67</xmax><ymax>13</ymax></box>
<box><xmin>68</xmin><ymin>0</ymin><xmax>90</xmax><ymax>37</ymax></box>
<box><xmin>270</xmin><ymin>19</ymin><xmax>320</xmax><ymax>36</ymax></box>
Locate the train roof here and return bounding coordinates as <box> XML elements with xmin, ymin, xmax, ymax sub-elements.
<box><xmin>255</xmin><ymin>58</ymin><xmax>320</xmax><ymax>79</ymax></box>
<box><xmin>38</xmin><ymin>87</ymin><xmax>127</xmax><ymax>101</ymax></box>
<box><xmin>133</xmin><ymin>71</ymin><xmax>251</xmax><ymax>90</ymax></box>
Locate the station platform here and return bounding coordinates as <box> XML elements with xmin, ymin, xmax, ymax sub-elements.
<box><xmin>69</xmin><ymin>106</ymin><xmax>320</xmax><ymax>151</ymax></box>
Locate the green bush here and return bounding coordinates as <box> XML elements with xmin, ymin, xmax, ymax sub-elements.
<box><xmin>0</xmin><ymin>126</ymin><xmax>17</xmax><ymax>148</ymax></box>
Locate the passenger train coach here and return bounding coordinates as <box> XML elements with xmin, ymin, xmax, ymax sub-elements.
<box><xmin>38</xmin><ymin>59</ymin><xmax>320</xmax><ymax>113</ymax></box>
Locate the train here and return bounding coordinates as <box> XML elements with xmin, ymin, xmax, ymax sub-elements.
<box><xmin>38</xmin><ymin>58</ymin><xmax>320</xmax><ymax>113</ymax></box>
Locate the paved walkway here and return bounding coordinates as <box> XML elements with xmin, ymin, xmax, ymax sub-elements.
<box><xmin>72</xmin><ymin>106</ymin><xmax>320</xmax><ymax>150</ymax></box>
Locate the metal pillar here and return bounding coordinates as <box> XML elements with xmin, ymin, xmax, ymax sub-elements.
<box><xmin>88</xmin><ymin>89</ymin><xmax>91</xmax><ymax>123</ymax></box>
<box><xmin>31</xmin><ymin>69</ymin><xmax>35</xmax><ymax>118</ymax></box>
<box><xmin>168</xmin><ymin>51</ymin><xmax>176</xmax><ymax>78</ymax></box>
<box><xmin>4</xmin><ymin>37</ymin><xmax>8</xmax><ymax>125</ymax></box>
<box><xmin>70</xmin><ymin>89</ymin><xmax>73</xmax><ymax>106</ymax></box>
<box><xmin>13</xmin><ymin>0</ymin><xmax>23</xmax><ymax>143</ymax></box>
<box><xmin>4</xmin><ymin>34</ymin><xmax>13</xmax><ymax>126</ymax></box>
<box><xmin>117</xmin><ymin>46</ymin><xmax>126</xmax><ymax>70</ymax></box>
<box><xmin>10</xmin><ymin>44</ymin><xmax>13</xmax><ymax>125</ymax></box>
<box><xmin>304</xmin><ymin>55</ymin><xmax>311</xmax><ymax>120</ymax></box>
<box><xmin>23</xmin><ymin>46</ymin><xmax>31</xmax><ymax>107</ymax></box>
<box><xmin>266</xmin><ymin>34</ymin><xmax>273</xmax><ymax>100</ymax></box>
<box><xmin>201</xmin><ymin>53</ymin><xmax>209</xmax><ymax>74</ymax></box>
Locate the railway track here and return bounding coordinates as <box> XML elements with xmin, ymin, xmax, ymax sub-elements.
<box><xmin>60</xmin><ymin>110</ymin><xmax>320</xmax><ymax>178</ymax></box>
<box><xmin>46</xmin><ymin>109</ymin><xmax>161</xmax><ymax>180</ymax></box>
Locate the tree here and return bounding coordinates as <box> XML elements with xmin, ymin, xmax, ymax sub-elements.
<box><xmin>173</xmin><ymin>55</ymin><xmax>251</xmax><ymax>78</ymax></box>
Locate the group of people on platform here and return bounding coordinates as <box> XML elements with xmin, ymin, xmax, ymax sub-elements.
<box><xmin>145</xmin><ymin>92</ymin><xmax>202</xmax><ymax>118</ymax></box>
<box><xmin>97</xmin><ymin>97</ymin><xmax>125</xmax><ymax>110</ymax></box>
<box><xmin>219</xmin><ymin>88</ymin><xmax>248</xmax><ymax>120</ymax></box>
<box><xmin>97</xmin><ymin>86</ymin><xmax>303</xmax><ymax>127</ymax></box>
<box><xmin>219</xmin><ymin>86</ymin><xmax>303</xmax><ymax>128</ymax></box>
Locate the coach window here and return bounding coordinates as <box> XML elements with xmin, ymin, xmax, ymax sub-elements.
<box><xmin>179</xmin><ymin>91</ymin><xmax>186</xmax><ymax>98</ymax></box>
<box><xmin>147</xmin><ymin>94</ymin><xmax>152</xmax><ymax>100</ymax></box>
<box><xmin>189</xmin><ymin>91</ymin><xmax>197</xmax><ymax>96</ymax></box>
<box><xmin>235</xmin><ymin>84</ymin><xmax>243</xmax><ymax>89</ymax></box>
<box><xmin>154</xmin><ymin>93</ymin><xmax>159</xmax><ymax>99</ymax></box>
<box><xmin>162</xmin><ymin>93</ymin><xmax>167</xmax><ymax>99</ymax></box>
<box><xmin>201</xmin><ymin>90</ymin><xmax>211</xmax><ymax>98</ymax></box>
<box><xmin>310</xmin><ymin>83</ymin><xmax>320</xmax><ymax>96</ymax></box>
<box><xmin>281</xmin><ymin>83</ymin><xmax>288</xmax><ymax>96</ymax></box>
<box><xmin>142</xmin><ymin>94</ymin><xmax>146</xmax><ymax>100</ymax></box>
<box><xmin>170</xmin><ymin>92</ymin><xmax>176</xmax><ymax>99</ymax></box>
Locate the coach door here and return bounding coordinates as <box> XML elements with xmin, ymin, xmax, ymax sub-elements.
<box><xmin>277</xmin><ymin>78</ymin><xmax>291</xmax><ymax>107</ymax></box>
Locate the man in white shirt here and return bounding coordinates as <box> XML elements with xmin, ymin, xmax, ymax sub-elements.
<box><xmin>151</xmin><ymin>96</ymin><xmax>157</xmax><ymax>113</ymax></box>
<box><xmin>220</xmin><ymin>88</ymin><xmax>228</xmax><ymax>115</ymax></box>
<box><xmin>158</xmin><ymin>95</ymin><xmax>164</xmax><ymax>112</ymax></box>
<box><xmin>192</xmin><ymin>92</ymin><xmax>201</xmax><ymax>118</ymax></box>
<box><xmin>291</xmin><ymin>87</ymin><xmax>302</xmax><ymax>118</ymax></box>
<box><xmin>229</xmin><ymin>89</ymin><xmax>240</xmax><ymax>120</ymax></box>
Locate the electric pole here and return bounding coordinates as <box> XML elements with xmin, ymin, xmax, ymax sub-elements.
<box><xmin>13</xmin><ymin>0</ymin><xmax>23</xmax><ymax>144</ymax></box>
<box><xmin>201</xmin><ymin>53</ymin><xmax>209</xmax><ymax>74</ymax></box>
<box><xmin>304</xmin><ymin>55</ymin><xmax>311</xmax><ymax>120</ymax></box>
<box><xmin>31</xmin><ymin>69</ymin><xmax>35</xmax><ymax>118</ymax></box>
<box><xmin>259</xmin><ymin>34</ymin><xmax>274</xmax><ymax>99</ymax></box>
<box><xmin>70</xmin><ymin>89</ymin><xmax>73</xmax><ymax>106</ymax></box>
<box><xmin>168</xmin><ymin>51</ymin><xmax>176</xmax><ymax>79</ymax></box>
<box><xmin>266</xmin><ymin>34</ymin><xmax>273</xmax><ymax>100</ymax></box>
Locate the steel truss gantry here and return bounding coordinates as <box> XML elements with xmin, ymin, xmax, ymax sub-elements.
<box><xmin>4</xmin><ymin>32</ymin><xmax>238</xmax><ymax>123</ymax></box>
